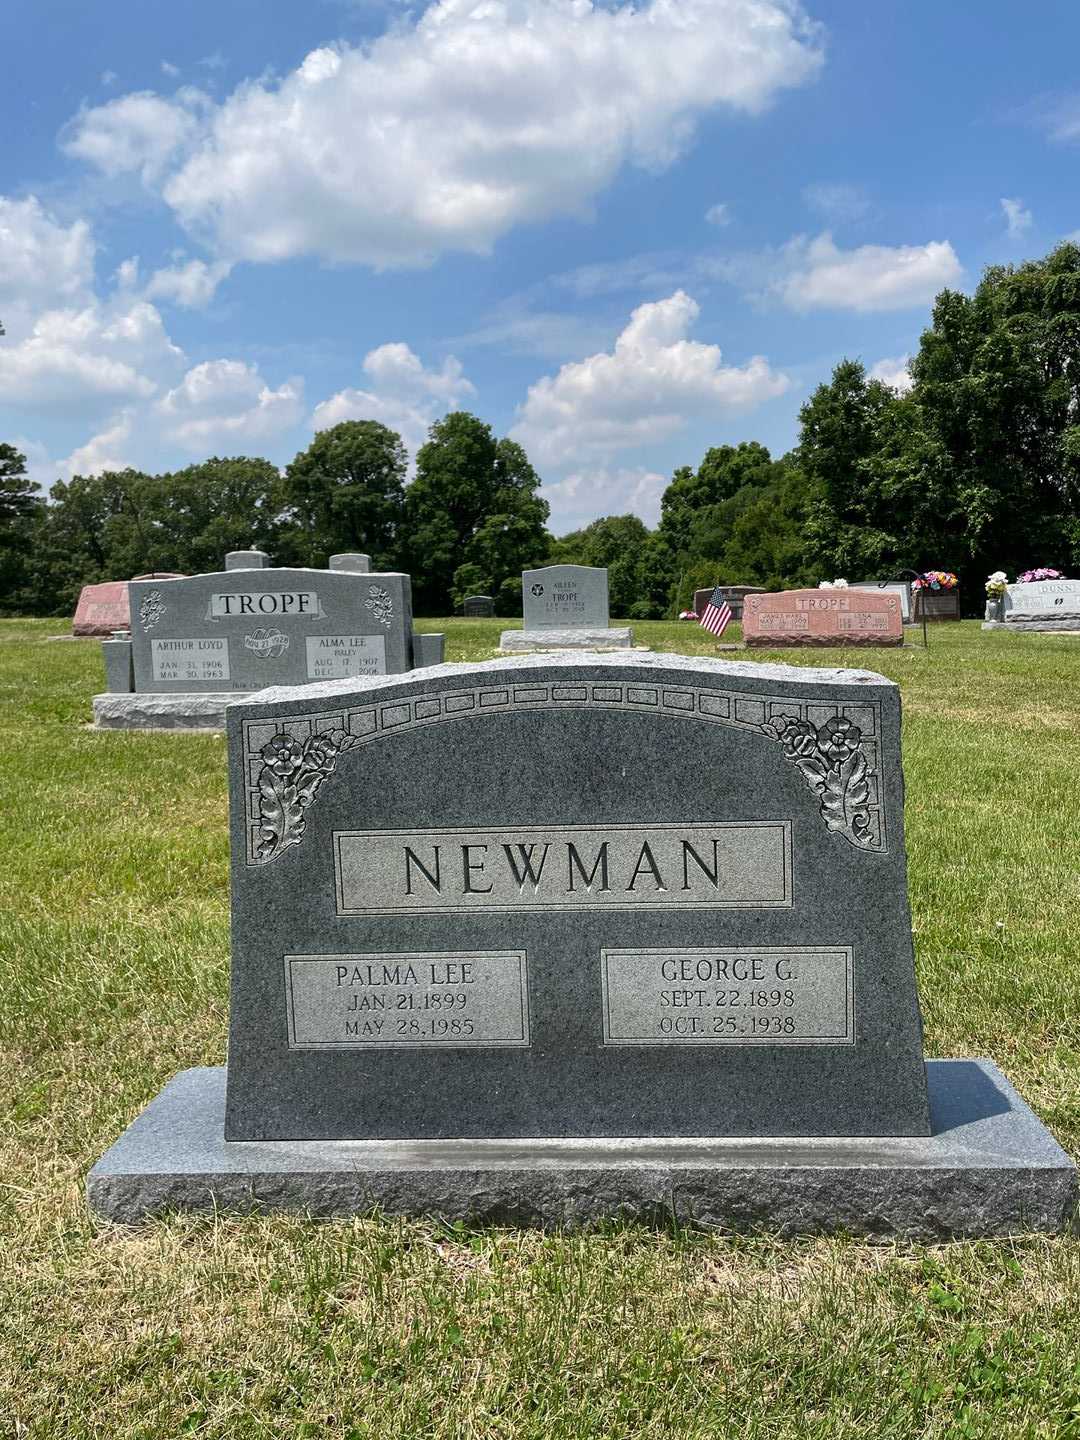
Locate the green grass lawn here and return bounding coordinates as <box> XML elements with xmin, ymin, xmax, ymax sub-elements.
<box><xmin>2</xmin><ymin>616</ymin><xmax>1079</xmax><ymax>1438</ymax></box>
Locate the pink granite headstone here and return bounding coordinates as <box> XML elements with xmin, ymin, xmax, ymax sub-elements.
<box><xmin>743</xmin><ymin>588</ymin><xmax>903</xmax><ymax>647</ymax></box>
<box><xmin>72</xmin><ymin>574</ymin><xmax>186</xmax><ymax>635</ymax></box>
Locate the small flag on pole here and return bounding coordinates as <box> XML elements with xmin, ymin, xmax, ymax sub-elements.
<box><xmin>698</xmin><ymin>583</ymin><xmax>732</xmax><ymax>639</ymax></box>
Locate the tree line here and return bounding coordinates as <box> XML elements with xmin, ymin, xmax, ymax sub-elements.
<box><xmin>3</xmin><ymin>243</ymin><xmax>1080</xmax><ymax>619</ymax></box>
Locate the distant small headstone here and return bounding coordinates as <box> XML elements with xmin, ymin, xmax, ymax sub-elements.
<box><xmin>850</xmin><ymin>581</ymin><xmax>912</xmax><ymax>624</ymax></box>
<box><xmin>72</xmin><ymin>574</ymin><xmax>185</xmax><ymax>635</ymax></box>
<box><xmin>743</xmin><ymin>589</ymin><xmax>903</xmax><ymax>647</ymax></box>
<box><xmin>501</xmin><ymin>564</ymin><xmax>632</xmax><ymax>650</ymax></box>
<box><xmin>89</xmin><ymin>652</ymin><xmax>1076</xmax><ymax>1234</ymax></box>
<box><xmin>694</xmin><ymin>587</ymin><xmax>764</xmax><ymax>621</ymax></box>
<box><xmin>329</xmin><ymin>554</ymin><xmax>371</xmax><ymax>574</ymax></box>
<box><xmin>72</xmin><ymin>582</ymin><xmax>130</xmax><ymax>637</ymax></box>
<box><xmin>463</xmin><ymin>595</ymin><xmax>495</xmax><ymax>618</ymax></box>
<box><xmin>226</xmin><ymin>550</ymin><xmax>270</xmax><ymax>570</ymax></box>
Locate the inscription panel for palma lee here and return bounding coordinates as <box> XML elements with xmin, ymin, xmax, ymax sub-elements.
<box><xmin>285</xmin><ymin>951</ymin><xmax>529</xmax><ymax>1049</ymax></box>
<box><xmin>602</xmin><ymin>947</ymin><xmax>854</xmax><ymax>1046</ymax></box>
<box><xmin>333</xmin><ymin>821</ymin><xmax>792</xmax><ymax>915</ymax></box>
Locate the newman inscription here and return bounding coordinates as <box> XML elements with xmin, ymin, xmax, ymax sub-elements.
<box><xmin>333</xmin><ymin>821</ymin><xmax>792</xmax><ymax>915</ymax></box>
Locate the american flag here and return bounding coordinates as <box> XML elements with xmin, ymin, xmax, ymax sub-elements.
<box><xmin>698</xmin><ymin>583</ymin><xmax>732</xmax><ymax>638</ymax></box>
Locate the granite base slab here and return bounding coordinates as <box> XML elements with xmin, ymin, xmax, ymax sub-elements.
<box><xmin>87</xmin><ymin>1060</ymin><xmax>1077</xmax><ymax>1236</ymax></box>
<box><xmin>982</xmin><ymin>620</ymin><xmax>1080</xmax><ymax>633</ymax></box>
<box><xmin>92</xmin><ymin>692</ymin><xmax>247</xmax><ymax>731</ymax></box>
<box><xmin>499</xmin><ymin>628</ymin><xmax>633</xmax><ymax>651</ymax></box>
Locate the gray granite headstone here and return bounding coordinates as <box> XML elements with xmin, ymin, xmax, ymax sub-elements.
<box><xmin>127</xmin><ymin>566</ymin><xmax>414</xmax><ymax>694</ymax></box>
<box><xmin>330</xmin><ymin>554</ymin><xmax>371</xmax><ymax>574</ymax></box>
<box><xmin>223</xmin><ymin>652</ymin><xmax>929</xmax><ymax>1140</ymax></box>
<box><xmin>522</xmin><ymin>566</ymin><xmax>609</xmax><ymax>630</ymax></box>
<box><xmin>851</xmin><ymin>581</ymin><xmax>912</xmax><ymax>624</ymax></box>
<box><xmin>463</xmin><ymin>595</ymin><xmax>495</xmax><ymax>618</ymax></box>
<box><xmin>226</xmin><ymin>550</ymin><xmax>270</xmax><ymax>570</ymax></box>
<box><xmin>1001</xmin><ymin>578</ymin><xmax>1080</xmax><ymax>630</ymax></box>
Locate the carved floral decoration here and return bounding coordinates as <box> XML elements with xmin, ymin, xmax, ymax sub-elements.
<box><xmin>363</xmin><ymin>585</ymin><xmax>394</xmax><ymax>627</ymax></box>
<box><xmin>256</xmin><ymin>729</ymin><xmax>359</xmax><ymax>862</ymax></box>
<box><xmin>138</xmin><ymin>590</ymin><xmax>166</xmax><ymax>631</ymax></box>
<box><xmin>761</xmin><ymin>713</ymin><xmax>875</xmax><ymax>851</ymax></box>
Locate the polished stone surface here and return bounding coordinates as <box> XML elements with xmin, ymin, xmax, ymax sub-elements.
<box><xmin>744</xmin><ymin>589</ymin><xmax>904</xmax><ymax>647</ymax></box>
<box><xmin>522</xmin><ymin>565</ymin><xmax>608</xmax><ymax>630</ymax></box>
<box><xmin>463</xmin><ymin>595</ymin><xmax>495</xmax><ymax>617</ymax></box>
<box><xmin>128</xmin><ymin>566</ymin><xmax>415</xmax><ymax>693</ymax></box>
<box><xmin>224</xmin><ymin>651</ymin><xmax>929</xmax><ymax>1140</ymax></box>
<box><xmin>87</xmin><ymin>1060</ymin><xmax>1077</xmax><ymax>1236</ymax></box>
<box><xmin>73</xmin><ymin>581</ymin><xmax>130</xmax><ymax>637</ymax></box>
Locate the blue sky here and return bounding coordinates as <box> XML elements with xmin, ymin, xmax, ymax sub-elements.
<box><xmin>2</xmin><ymin>0</ymin><xmax>1078</xmax><ymax>533</ymax></box>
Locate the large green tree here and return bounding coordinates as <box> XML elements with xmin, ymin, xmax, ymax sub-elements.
<box><xmin>0</xmin><ymin>444</ymin><xmax>45</xmax><ymax>614</ymax></box>
<box><xmin>406</xmin><ymin>413</ymin><xmax>549</xmax><ymax>613</ymax></box>
<box><xmin>282</xmin><ymin>420</ymin><xmax>406</xmax><ymax>568</ymax></box>
<box><xmin>147</xmin><ymin>456</ymin><xmax>284</xmax><ymax>574</ymax></box>
<box><xmin>550</xmin><ymin>514</ymin><xmax>675</xmax><ymax>618</ymax></box>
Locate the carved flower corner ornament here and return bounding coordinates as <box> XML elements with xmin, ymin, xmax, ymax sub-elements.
<box><xmin>255</xmin><ymin>728</ymin><xmax>358</xmax><ymax>862</ymax></box>
<box><xmin>363</xmin><ymin>584</ymin><xmax>394</xmax><ymax>628</ymax></box>
<box><xmin>138</xmin><ymin>590</ymin><xmax>166</xmax><ymax>631</ymax></box>
<box><xmin>761</xmin><ymin>713</ymin><xmax>877</xmax><ymax>851</ymax></box>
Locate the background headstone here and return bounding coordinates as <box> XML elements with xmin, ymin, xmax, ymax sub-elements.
<box><xmin>743</xmin><ymin>589</ymin><xmax>903</xmax><ymax>647</ymax></box>
<box><xmin>329</xmin><ymin>554</ymin><xmax>371</xmax><ymax>574</ymax></box>
<box><xmin>522</xmin><ymin>565</ymin><xmax>609</xmax><ymax>630</ymax></box>
<box><xmin>72</xmin><ymin>582</ymin><xmax>130</xmax><ymax>637</ymax></box>
<box><xmin>851</xmin><ymin>581</ymin><xmax>912</xmax><ymax>623</ymax></box>
<box><xmin>463</xmin><ymin>595</ymin><xmax>495</xmax><ymax>618</ymax></box>
<box><xmin>1002</xmin><ymin>578</ymin><xmax>1080</xmax><ymax>629</ymax></box>
<box><xmin>127</xmin><ymin>566</ymin><xmax>415</xmax><ymax>693</ymax></box>
<box><xmin>226</xmin><ymin>550</ymin><xmax>270</xmax><ymax>571</ymax></box>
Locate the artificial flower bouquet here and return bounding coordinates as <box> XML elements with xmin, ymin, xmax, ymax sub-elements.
<box><xmin>913</xmin><ymin>570</ymin><xmax>958</xmax><ymax>591</ymax></box>
<box><xmin>1017</xmin><ymin>567</ymin><xmax>1062</xmax><ymax>583</ymax></box>
<box><xmin>817</xmin><ymin>578</ymin><xmax>849</xmax><ymax>589</ymax></box>
<box><xmin>985</xmin><ymin>571</ymin><xmax>1008</xmax><ymax>597</ymax></box>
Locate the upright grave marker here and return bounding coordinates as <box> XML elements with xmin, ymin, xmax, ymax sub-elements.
<box><xmin>851</xmin><ymin>581</ymin><xmax>913</xmax><ymax>624</ymax></box>
<box><xmin>92</xmin><ymin>553</ymin><xmax>444</xmax><ymax>730</ymax></box>
<box><xmin>694</xmin><ymin>586</ymin><xmax>764</xmax><ymax>622</ymax></box>
<box><xmin>463</xmin><ymin>595</ymin><xmax>495</xmax><ymax>618</ymax></box>
<box><xmin>72</xmin><ymin>573</ymin><xmax>184</xmax><ymax>636</ymax></box>
<box><xmin>501</xmin><ymin>564</ymin><xmax>633</xmax><ymax>650</ymax></box>
<box><xmin>90</xmin><ymin>652</ymin><xmax>1075</xmax><ymax>1234</ymax></box>
<box><xmin>984</xmin><ymin>578</ymin><xmax>1080</xmax><ymax>632</ymax></box>
<box><xmin>743</xmin><ymin>589</ymin><xmax>903</xmax><ymax>647</ymax></box>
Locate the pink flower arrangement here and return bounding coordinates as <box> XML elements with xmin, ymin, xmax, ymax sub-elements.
<box><xmin>1017</xmin><ymin>567</ymin><xmax>1062</xmax><ymax>583</ymax></box>
<box><xmin>913</xmin><ymin>570</ymin><xmax>959</xmax><ymax>591</ymax></box>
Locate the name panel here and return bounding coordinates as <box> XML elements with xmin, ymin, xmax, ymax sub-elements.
<box><xmin>306</xmin><ymin>634</ymin><xmax>387</xmax><ymax>680</ymax></box>
<box><xmin>334</xmin><ymin>821</ymin><xmax>792</xmax><ymax>915</ymax></box>
<box><xmin>601</xmin><ymin>946</ymin><xmax>854</xmax><ymax>1045</ymax></box>
<box><xmin>285</xmin><ymin>951</ymin><xmax>530</xmax><ymax>1049</ymax></box>
<box><xmin>209</xmin><ymin>590</ymin><xmax>323</xmax><ymax>619</ymax></box>
<box><xmin>151</xmin><ymin>637</ymin><xmax>230</xmax><ymax>682</ymax></box>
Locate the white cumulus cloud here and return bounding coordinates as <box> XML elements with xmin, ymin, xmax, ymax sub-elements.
<box><xmin>0</xmin><ymin>196</ymin><xmax>95</xmax><ymax>310</ymax></box>
<box><xmin>0</xmin><ymin>299</ymin><xmax>183</xmax><ymax>414</ymax></box>
<box><xmin>512</xmin><ymin>291</ymin><xmax>788</xmax><ymax>468</ymax></box>
<box><xmin>771</xmin><ymin>232</ymin><xmax>962</xmax><ymax>312</ymax></box>
<box><xmin>312</xmin><ymin>342</ymin><xmax>475</xmax><ymax>457</ymax></box>
<box><xmin>704</xmin><ymin>203</ymin><xmax>731</xmax><ymax>227</ymax></box>
<box><xmin>144</xmin><ymin>257</ymin><xmax>232</xmax><ymax>308</ymax></box>
<box><xmin>1001</xmin><ymin>197</ymin><xmax>1033</xmax><ymax>239</ymax></box>
<box><xmin>869</xmin><ymin>354</ymin><xmax>914</xmax><ymax>394</ymax></box>
<box><xmin>544</xmin><ymin>466</ymin><xmax>668</xmax><ymax>532</ymax></box>
<box><xmin>157</xmin><ymin>359</ymin><xmax>304</xmax><ymax>450</ymax></box>
<box><xmin>63</xmin><ymin>0</ymin><xmax>822</xmax><ymax>269</ymax></box>
<box><xmin>62</xmin><ymin>413</ymin><xmax>135</xmax><ymax>478</ymax></box>
<box><xmin>61</xmin><ymin>88</ymin><xmax>209</xmax><ymax>184</ymax></box>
